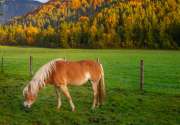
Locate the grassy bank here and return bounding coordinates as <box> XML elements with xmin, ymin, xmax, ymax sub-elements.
<box><xmin>0</xmin><ymin>46</ymin><xmax>179</xmax><ymax>125</ymax></box>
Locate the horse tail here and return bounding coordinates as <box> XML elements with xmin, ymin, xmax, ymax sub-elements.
<box><xmin>98</xmin><ymin>63</ymin><xmax>106</xmax><ymax>105</ymax></box>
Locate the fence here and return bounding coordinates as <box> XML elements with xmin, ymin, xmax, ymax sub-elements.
<box><xmin>0</xmin><ymin>56</ymin><xmax>179</xmax><ymax>94</ymax></box>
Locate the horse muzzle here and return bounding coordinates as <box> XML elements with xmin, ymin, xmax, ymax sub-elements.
<box><xmin>23</xmin><ymin>101</ymin><xmax>32</xmax><ymax>108</ymax></box>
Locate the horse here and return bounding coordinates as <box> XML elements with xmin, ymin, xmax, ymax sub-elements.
<box><xmin>23</xmin><ymin>58</ymin><xmax>105</xmax><ymax>111</ymax></box>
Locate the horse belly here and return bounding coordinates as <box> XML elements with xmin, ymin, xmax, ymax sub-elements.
<box><xmin>69</xmin><ymin>72</ymin><xmax>90</xmax><ymax>86</ymax></box>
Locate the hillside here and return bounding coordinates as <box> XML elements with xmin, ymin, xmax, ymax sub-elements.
<box><xmin>0</xmin><ymin>0</ymin><xmax>41</xmax><ymax>24</ymax></box>
<box><xmin>0</xmin><ymin>0</ymin><xmax>180</xmax><ymax>49</ymax></box>
<box><xmin>10</xmin><ymin>0</ymin><xmax>112</xmax><ymax>27</ymax></box>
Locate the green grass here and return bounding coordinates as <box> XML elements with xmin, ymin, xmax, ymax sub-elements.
<box><xmin>0</xmin><ymin>46</ymin><xmax>180</xmax><ymax>125</ymax></box>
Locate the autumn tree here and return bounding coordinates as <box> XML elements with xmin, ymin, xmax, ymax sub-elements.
<box><xmin>24</xmin><ymin>25</ymin><xmax>39</xmax><ymax>45</ymax></box>
<box><xmin>1</xmin><ymin>0</ymin><xmax>180</xmax><ymax>49</ymax></box>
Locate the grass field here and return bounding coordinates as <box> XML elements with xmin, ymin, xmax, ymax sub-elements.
<box><xmin>0</xmin><ymin>46</ymin><xmax>180</xmax><ymax>125</ymax></box>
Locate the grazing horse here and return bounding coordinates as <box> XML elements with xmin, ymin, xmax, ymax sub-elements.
<box><xmin>23</xmin><ymin>58</ymin><xmax>105</xmax><ymax>111</ymax></box>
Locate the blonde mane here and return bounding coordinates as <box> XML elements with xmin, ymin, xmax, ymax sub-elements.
<box><xmin>23</xmin><ymin>58</ymin><xmax>63</xmax><ymax>96</ymax></box>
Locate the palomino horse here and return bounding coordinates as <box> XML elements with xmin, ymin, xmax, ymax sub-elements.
<box><xmin>23</xmin><ymin>58</ymin><xmax>105</xmax><ymax>111</ymax></box>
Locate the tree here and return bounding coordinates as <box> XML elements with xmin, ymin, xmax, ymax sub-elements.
<box><xmin>1</xmin><ymin>0</ymin><xmax>180</xmax><ymax>49</ymax></box>
<box><xmin>24</xmin><ymin>25</ymin><xmax>39</xmax><ymax>45</ymax></box>
<box><xmin>37</xmin><ymin>25</ymin><xmax>58</xmax><ymax>47</ymax></box>
<box><xmin>59</xmin><ymin>22</ymin><xmax>69</xmax><ymax>48</ymax></box>
<box><xmin>71</xmin><ymin>0</ymin><xmax>81</xmax><ymax>19</ymax></box>
<box><xmin>91</xmin><ymin>0</ymin><xmax>103</xmax><ymax>9</ymax></box>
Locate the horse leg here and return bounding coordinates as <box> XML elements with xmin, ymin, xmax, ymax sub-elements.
<box><xmin>55</xmin><ymin>87</ymin><xmax>61</xmax><ymax>109</ymax></box>
<box><xmin>91</xmin><ymin>81</ymin><xmax>98</xmax><ymax>109</ymax></box>
<box><xmin>60</xmin><ymin>85</ymin><xmax>75</xmax><ymax>112</ymax></box>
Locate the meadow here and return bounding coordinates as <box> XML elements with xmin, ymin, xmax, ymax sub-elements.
<box><xmin>0</xmin><ymin>46</ymin><xmax>180</xmax><ymax>125</ymax></box>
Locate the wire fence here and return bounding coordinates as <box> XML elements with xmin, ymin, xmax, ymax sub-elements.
<box><xmin>0</xmin><ymin>56</ymin><xmax>180</xmax><ymax>95</ymax></box>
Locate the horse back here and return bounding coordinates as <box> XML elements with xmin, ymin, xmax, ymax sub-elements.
<box><xmin>52</xmin><ymin>60</ymin><xmax>102</xmax><ymax>85</ymax></box>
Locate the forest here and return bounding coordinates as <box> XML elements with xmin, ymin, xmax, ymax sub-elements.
<box><xmin>0</xmin><ymin>0</ymin><xmax>180</xmax><ymax>49</ymax></box>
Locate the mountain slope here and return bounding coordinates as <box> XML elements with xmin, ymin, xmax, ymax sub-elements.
<box><xmin>1</xmin><ymin>0</ymin><xmax>180</xmax><ymax>49</ymax></box>
<box><xmin>10</xmin><ymin>0</ymin><xmax>112</xmax><ymax>28</ymax></box>
<box><xmin>0</xmin><ymin>0</ymin><xmax>41</xmax><ymax>24</ymax></box>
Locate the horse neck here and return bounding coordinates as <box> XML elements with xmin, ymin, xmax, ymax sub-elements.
<box><xmin>29</xmin><ymin>79</ymin><xmax>47</xmax><ymax>96</ymax></box>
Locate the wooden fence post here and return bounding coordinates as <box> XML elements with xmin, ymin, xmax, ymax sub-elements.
<box><xmin>1</xmin><ymin>56</ymin><xmax>4</xmax><ymax>73</ymax></box>
<box><xmin>97</xmin><ymin>58</ymin><xmax>100</xmax><ymax>63</ymax></box>
<box><xmin>140</xmin><ymin>59</ymin><xmax>144</xmax><ymax>91</ymax></box>
<box><xmin>64</xmin><ymin>57</ymin><xmax>66</xmax><ymax>61</ymax></box>
<box><xmin>29</xmin><ymin>56</ymin><xmax>33</xmax><ymax>76</ymax></box>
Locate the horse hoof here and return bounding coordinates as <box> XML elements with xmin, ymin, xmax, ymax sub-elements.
<box><xmin>57</xmin><ymin>106</ymin><xmax>61</xmax><ymax>109</ymax></box>
<box><xmin>56</xmin><ymin>108</ymin><xmax>61</xmax><ymax>111</ymax></box>
<box><xmin>72</xmin><ymin>108</ymin><xmax>76</xmax><ymax>112</ymax></box>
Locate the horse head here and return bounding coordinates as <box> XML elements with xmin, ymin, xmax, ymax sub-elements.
<box><xmin>23</xmin><ymin>83</ymin><xmax>37</xmax><ymax>108</ymax></box>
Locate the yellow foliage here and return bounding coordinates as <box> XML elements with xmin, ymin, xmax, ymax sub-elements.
<box><xmin>164</xmin><ymin>16</ymin><xmax>171</xmax><ymax>25</ymax></box>
<box><xmin>125</xmin><ymin>16</ymin><xmax>133</xmax><ymax>25</ymax></box>
<box><xmin>107</xmin><ymin>12</ymin><xmax>117</xmax><ymax>27</ymax></box>
<box><xmin>43</xmin><ymin>26</ymin><xmax>55</xmax><ymax>36</ymax></box>
<box><xmin>81</xmin><ymin>0</ymin><xmax>89</xmax><ymax>7</ymax></box>
<box><xmin>79</xmin><ymin>16</ymin><xmax>89</xmax><ymax>22</ymax></box>
<box><xmin>97</xmin><ymin>12</ymin><xmax>103</xmax><ymax>19</ymax></box>
<box><xmin>90</xmin><ymin>25</ymin><xmax>97</xmax><ymax>37</ymax></box>
<box><xmin>25</xmin><ymin>25</ymin><xmax>39</xmax><ymax>35</ymax></box>
<box><xmin>92</xmin><ymin>0</ymin><xmax>103</xmax><ymax>9</ymax></box>
<box><xmin>0</xmin><ymin>28</ymin><xmax>7</xmax><ymax>42</ymax></box>
<box><xmin>167</xmin><ymin>0</ymin><xmax>177</xmax><ymax>10</ymax></box>
<box><xmin>24</xmin><ymin>25</ymin><xmax>39</xmax><ymax>45</ymax></box>
<box><xmin>71</xmin><ymin>0</ymin><xmax>81</xmax><ymax>9</ymax></box>
<box><xmin>16</xmin><ymin>25</ymin><xmax>24</xmax><ymax>33</ymax></box>
<box><xmin>129</xmin><ymin>0</ymin><xmax>142</xmax><ymax>6</ymax></box>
